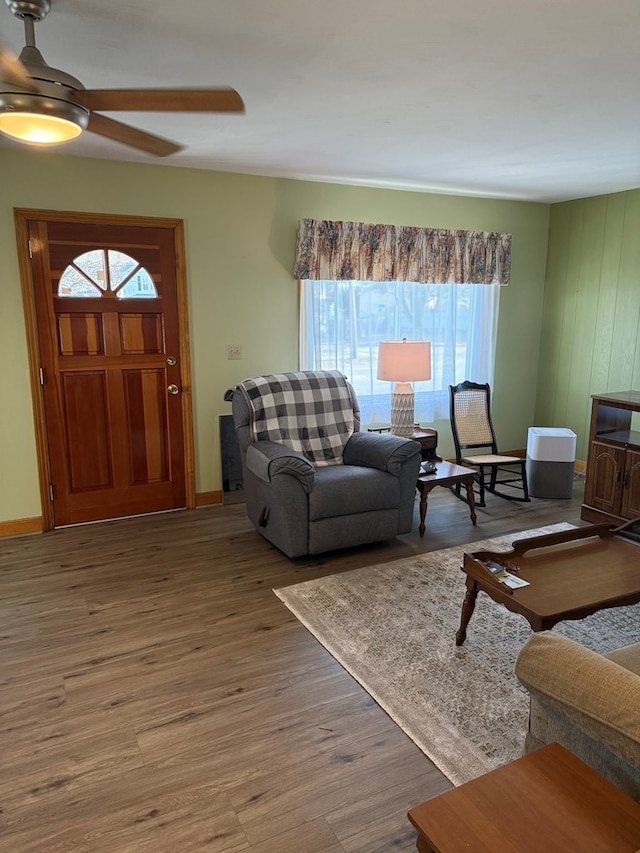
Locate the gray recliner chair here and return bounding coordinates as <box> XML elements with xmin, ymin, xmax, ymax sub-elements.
<box><xmin>224</xmin><ymin>370</ymin><xmax>422</xmax><ymax>558</ymax></box>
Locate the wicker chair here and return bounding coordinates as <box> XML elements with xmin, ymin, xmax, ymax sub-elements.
<box><xmin>449</xmin><ymin>380</ymin><xmax>530</xmax><ymax>507</ymax></box>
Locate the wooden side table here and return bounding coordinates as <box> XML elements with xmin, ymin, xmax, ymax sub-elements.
<box><xmin>408</xmin><ymin>742</ymin><xmax>640</xmax><ymax>853</ymax></box>
<box><xmin>416</xmin><ymin>462</ymin><xmax>477</xmax><ymax>537</ymax></box>
<box><xmin>368</xmin><ymin>425</ymin><xmax>442</xmax><ymax>463</ymax></box>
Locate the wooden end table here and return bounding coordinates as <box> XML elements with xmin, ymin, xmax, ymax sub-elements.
<box><xmin>417</xmin><ymin>461</ymin><xmax>477</xmax><ymax>537</ymax></box>
<box><xmin>368</xmin><ymin>425</ymin><xmax>442</xmax><ymax>463</ymax></box>
<box><xmin>408</xmin><ymin>742</ymin><xmax>640</xmax><ymax>853</ymax></box>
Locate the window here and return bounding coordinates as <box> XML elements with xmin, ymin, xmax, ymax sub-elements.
<box><xmin>300</xmin><ymin>279</ymin><xmax>500</xmax><ymax>423</ymax></box>
<box><xmin>58</xmin><ymin>249</ymin><xmax>157</xmax><ymax>298</ymax></box>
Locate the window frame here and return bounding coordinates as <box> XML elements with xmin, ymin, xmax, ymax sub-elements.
<box><xmin>299</xmin><ymin>278</ymin><xmax>501</xmax><ymax>424</ymax></box>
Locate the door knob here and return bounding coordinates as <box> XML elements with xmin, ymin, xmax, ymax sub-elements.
<box><xmin>167</xmin><ymin>384</ymin><xmax>180</xmax><ymax>395</ymax></box>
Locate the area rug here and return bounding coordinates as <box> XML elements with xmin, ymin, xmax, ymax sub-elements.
<box><xmin>274</xmin><ymin>524</ymin><xmax>639</xmax><ymax>786</ymax></box>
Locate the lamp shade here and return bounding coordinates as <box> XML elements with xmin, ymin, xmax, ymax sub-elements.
<box><xmin>0</xmin><ymin>92</ymin><xmax>89</xmax><ymax>145</ymax></box>
<box><xmin>377</xmin><ymin>340</ymin><xmax>431</xmax><ymax>382</ymax></box>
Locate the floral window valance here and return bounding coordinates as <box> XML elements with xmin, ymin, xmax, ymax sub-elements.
<box><xmin>293</xmin><ymin>219</ymin><xmax>511</xmax><ymax>285</ymax></box>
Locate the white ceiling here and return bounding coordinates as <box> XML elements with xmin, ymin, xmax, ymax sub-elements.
<box><xmin>1</xmin><ymin>0</ymin><xmax>639</xmax><ymax>203</ymax></box>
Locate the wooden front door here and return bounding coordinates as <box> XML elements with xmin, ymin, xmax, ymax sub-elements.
<box><xmin>16</xmin><ymin>211</ymin><xmax>194</xmax><ymax>528</ymax></box>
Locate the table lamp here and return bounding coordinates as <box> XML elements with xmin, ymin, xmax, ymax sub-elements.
<box><xmin>377</xmin><ymin>339</ymin><xmax>431</xmax><ymax>436</ymax></box>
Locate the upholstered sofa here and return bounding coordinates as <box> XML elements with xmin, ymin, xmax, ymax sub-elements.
<box><xmin>515</xmin><ymin>631</ymin><xmax>640</xmax><ymax>800</ymax></box>
<box><xmin>225</xmin><ymin>370</ymin><xmax>422</xmax><ymax>558</ymax></box>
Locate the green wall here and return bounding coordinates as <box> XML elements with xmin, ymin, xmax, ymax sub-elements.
<box><xmin>0</xmin><ymin>147</ymin><xmax>549</xmax><ymax>525</ymax></box>
<box><xmin>536</xmin><ymin>189</ymin><xmax>640</xmax><ymax>461</ymax></box>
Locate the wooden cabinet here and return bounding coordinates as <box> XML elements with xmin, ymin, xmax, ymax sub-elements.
<box><xmin>582</xmin><ymin>391</ymin><xmax>640</xmax><ymax>524</ymax></box>
<box><xmin>621</xmin><ymin>448</ymin><xmax>640</xmax><ymax>517</ymax></box>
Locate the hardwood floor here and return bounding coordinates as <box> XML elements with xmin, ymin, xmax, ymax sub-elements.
<box><xmin>0</xmin><ymin>481</ymin><xmax>585</xmax><ymax>852</ymax></box>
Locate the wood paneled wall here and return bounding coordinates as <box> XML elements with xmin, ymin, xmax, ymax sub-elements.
<box><xmin>535</xmin><ymin>189</ymin><xmax>640</xmax><ymax>461</ymax></box>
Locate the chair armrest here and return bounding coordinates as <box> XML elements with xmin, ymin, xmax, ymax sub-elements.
<box><xmin>246</xmin><ymin>442</ymin><xmax>315</xmax><ymax>494</ymax></box>
<box><xmin>343</xmin><ymin>432</ymin><xmax>421</xmax><ymax>475</ymax></box>
<box><xmin>515</xmin><ymin>632</ymin><xmax>640</xmax><ymax>749</ymax></box>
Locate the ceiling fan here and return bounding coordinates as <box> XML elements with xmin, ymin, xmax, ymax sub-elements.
<box><xmin>0</xmin><ymin>0</ymin><xmax>245</xmax><ymax>156</ymax></box>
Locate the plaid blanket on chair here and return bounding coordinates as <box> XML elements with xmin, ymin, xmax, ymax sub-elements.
<box><xmin>239</xmin><ymin>371</ymin><xmax>355</xmax><ymax>466</ymax></box>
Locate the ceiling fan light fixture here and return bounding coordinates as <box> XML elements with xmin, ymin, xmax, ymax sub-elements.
<box><xmin>0</xmin><ymin>110</ymin><xmax>81</xmax><ymax>143</ymax></box>
<box><xmin>0</xmin><ymin>0</ymin><xmax>245</xmax><ymax>156</ymax></box>
<box><xmin>0</xmin><ymin>91</ymin><xmax>88</xmax><ymax>144</ymax></box>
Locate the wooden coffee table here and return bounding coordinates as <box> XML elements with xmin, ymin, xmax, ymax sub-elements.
<box><xmin>456</xmin><ymin>521</ymin><xmax>640</xmax><ymax>646</ymax></box>
<box><xmin>417</xmin><ymin>461</ymin><xmax>477</xmax><ymax>537</ymax></box>
<box><xmin>408</xmin><ymin>742</ymin><xmax>640</xmax><ymax>853</ymax></box>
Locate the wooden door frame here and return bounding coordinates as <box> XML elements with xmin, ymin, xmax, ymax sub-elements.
<box><xmin>14</xmin><ymin>208</ymin><xmax>196</xmax><ymax>530</ymax></box>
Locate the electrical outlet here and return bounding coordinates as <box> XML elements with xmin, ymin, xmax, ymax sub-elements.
<box><xmin>227</xmin><ymin>344</ymin><xmax>242</xmax><ymax>360</ymax></box>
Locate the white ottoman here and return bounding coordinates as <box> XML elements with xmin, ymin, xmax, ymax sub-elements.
<box><xmin>526</xmin><ymin>427</ymin><xmax>577</xmax><ymax>499</ymax></box>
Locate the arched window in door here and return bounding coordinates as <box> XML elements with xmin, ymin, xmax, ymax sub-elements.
<box><xmin>58</xmin><ymin>249</ymin><xmax>157</xmax><ymax>298</ymax></box>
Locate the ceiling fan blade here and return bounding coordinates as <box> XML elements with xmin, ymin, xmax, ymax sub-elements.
<box><xmin>87</xmin><ymin>112</ymin><xmax>182</xmax><ymax>157</ymax></box>
<box><xmin>77</xmin><ymin>88</ymin><xmax>244</xmax><ymax>114</ymax></box>
<box><xmin>0</xmin><ymin>40</ymin><xmax>39</xmax><ymax>92</ymax></box>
